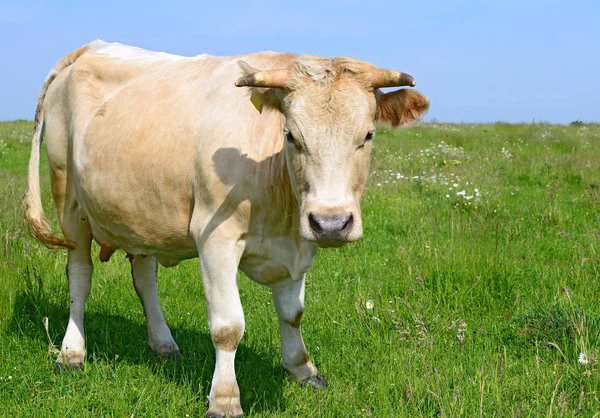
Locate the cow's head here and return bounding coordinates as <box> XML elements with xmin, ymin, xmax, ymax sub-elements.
<box><xmin>235</xmin><ymin>56</ymin><xmax>429</xmax><ymax>248</ymax></box>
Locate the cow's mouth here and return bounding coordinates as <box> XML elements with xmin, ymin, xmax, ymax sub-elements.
<box><xmin>313</xmin><ymin>240</ymin><xmax>348</xmax><ymax>249</ymax></box>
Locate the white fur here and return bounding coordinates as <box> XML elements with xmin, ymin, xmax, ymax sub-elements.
<box><xmin>198</xmin><ymin>235</ymin><xmax>245</xmax><ymax>417</ymax></box>
<box><xmin>96</xmin><ymin>41</ymin><xmax>207</xmax><ymax>62</ymax></box>
<box><xmin>131</xmin><ymin>255</ymin><xmax>179</xmax><ymax>354</ymax></box>
<box><xmin>272</xmin><ymin>277</ymin><xmax>317</xmax><ymax>379</ymax></box>
<box><xmin>58</xmin><ymin>212</ymin><xmax>93</xmax><ymax>368</ymax></box>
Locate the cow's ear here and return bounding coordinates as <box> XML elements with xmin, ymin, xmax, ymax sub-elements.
<box><xmin>247</xmin><ymin>89</ymin><xmax>284</xmax><ymax>114</ymax></box>
<box><xmin>375</xmin><ymin>89</ymin><xmax>429</xmax><ymax>128</ymax></box>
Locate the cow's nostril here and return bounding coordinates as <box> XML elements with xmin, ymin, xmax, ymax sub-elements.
<box><xmin>308</xmin><ymin>213</ymin><xmax>322</xmax><ymax>234</ymax></box>
<box><xmin>341</xmin><ymin>214</ymin><xmax>353</xmax><ymax>232</ymax></box>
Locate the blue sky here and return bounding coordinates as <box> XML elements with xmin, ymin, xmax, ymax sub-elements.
<box><xmin>1</xmin><ymin>0</ymin><xmax>598</xmax><ymax>123</ymax></box>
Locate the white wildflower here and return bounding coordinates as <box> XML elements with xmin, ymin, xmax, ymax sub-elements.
<box><xmin>579</xmin><ymin>352</ymin><xmax>589</xmax><ymax>365</ymax></box>
<box><xmin>366</xmin><ymin>300</ymin><xmax>374</xmax><ymax>310</ymax></box>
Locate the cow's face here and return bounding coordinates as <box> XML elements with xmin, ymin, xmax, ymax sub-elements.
<box><xmin>280</xmin><ymin>82</ymin><xmax>375</xmax><ymax>247</ymax></box>
<box><xmin>236</xmin><ymin>57</ymin><xmax>429</xmax><ymax>248</ymax></box>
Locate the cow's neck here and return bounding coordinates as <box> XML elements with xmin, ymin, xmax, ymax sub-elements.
<box><xmin>239</xmin><ymin>131</ymin><xmax>318</xmax><ymax>284</ymax></box>
<box><xmin>261</xmin><ymin>146</ymin><xmax>300</xmax><ymax>239</ymax></box>
<box><xmin>241</xmin><ymin>109</ymin><xmax>298</xmax><ymax>239</ymax></box>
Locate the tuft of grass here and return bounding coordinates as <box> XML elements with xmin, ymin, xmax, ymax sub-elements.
<box><xmin>2</xmin><ymin>121</ymin><xmax>600</xmax><ymax>416</ymax></box>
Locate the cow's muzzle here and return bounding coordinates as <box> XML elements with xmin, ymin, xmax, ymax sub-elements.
<box><xmin>307</xmin><ymin>212</ymin><xmax>354</xmax><ymax>247</ymax></box>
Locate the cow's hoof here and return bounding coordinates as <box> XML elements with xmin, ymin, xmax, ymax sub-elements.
<box><xmin>149</xmin><ymin>339</ymin><xmax>180</xmax><ymax>359</ymax></box>
<box><xmin>158</xmin><ymin>349</ymin><xmax>181</xmax><ymax>360</ymax></box>
<box><xmin>206</xmin><ymin>399</ymin><xmax>243</xmax><ymax>418</ymax></box>
<box><xmin>55</xmin><ymin>361</ymin><xmax>84</xmax><ymax>373</ymax></box>
<box><xmin>206</xmin><ymin>412</ymin><xmax>243</xmax><ymax>418</ymax></box>
<box><xmin>301</xmin><ymin>373</ymin><xmax>328</xmax><ymax>390</ymax></box>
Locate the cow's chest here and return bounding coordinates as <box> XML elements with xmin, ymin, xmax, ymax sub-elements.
<box><xmin>239</xmin><ymin>236</ymin><xmax>317</xmax><ymax>286</ymax></box>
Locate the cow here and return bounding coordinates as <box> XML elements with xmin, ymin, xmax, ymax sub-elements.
<box><xmin>24</xmin><ymin>40</ymin><xmax>429</xmax><ymax>417</ymax></box>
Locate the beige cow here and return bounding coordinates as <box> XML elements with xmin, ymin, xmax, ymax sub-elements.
<box><xmin>24</xmin><ymin>40</ymin><xmax>429</xmax><ymax>417</ymax></box>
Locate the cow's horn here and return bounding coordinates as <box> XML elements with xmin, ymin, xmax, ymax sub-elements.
<box><xmin>371</xmin><ymin>69</ymin><xmax>416</xmax><ymax>88</ymax></box>
<box><xmin>235</xmin><ymin>66</ymin><xmax>290</xmax><ymax>88</ymax></box>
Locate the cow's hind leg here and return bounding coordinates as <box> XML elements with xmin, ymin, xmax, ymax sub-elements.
<box><xmin>272</xmin><ymin>277</ymin><xmax>327</xmax><ymax>389</ymax></box>
<box><xmin>57</xmin><ymin>206</ymin><xmax>93</xmax><ymax>371</ymax></box>
<box><xmin>130</xmin><ymin>255</ymin><xmax>179</xmax><ymax>357</ymax></box>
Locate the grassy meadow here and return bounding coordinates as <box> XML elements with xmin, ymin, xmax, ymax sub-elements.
<box><xmin>2</xmin><ymin>120</ymin><xmax>600</xmax><ymax>416</ymax></box>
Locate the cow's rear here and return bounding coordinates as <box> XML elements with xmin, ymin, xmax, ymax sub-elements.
<box><xmin>23</xmin><ymin>40</ymin><xmax>107</xmax><ymax>250</ymax></box>
<box><xmin>24</xmin><ymin>40</ymin><xmax>184</xmax><ymax>372</ymax></box>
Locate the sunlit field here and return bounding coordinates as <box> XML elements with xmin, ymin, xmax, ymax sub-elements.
<box><xmin>2</xmin><ymin>120</ymin><xmax>600</xmax><ymax>416</ymax></box>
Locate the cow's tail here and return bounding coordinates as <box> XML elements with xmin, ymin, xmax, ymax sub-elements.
<box><xmin>24</xmin><ymin>40</ymin><xmax>106</xmax><ymax>250</ymax></box>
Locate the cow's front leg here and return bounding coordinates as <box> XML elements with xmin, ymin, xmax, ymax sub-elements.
<box><xmin>57</xmin><ymin>210</ymin><xmax>93</xmax><ymax>371</ymax></box>
<box><xmin>200</xmin><ymin>242</ymin><xmax>245</xmax><ymax>418</ymax></box>
<box><xmin>271</xmin><ymin>277</ymin><xmax>327</xmax><ymax>389</ymax></box>
<box><xmin>130</xmin><ymin>255</ymin><xmax>179</xmax><ymax>357</ymax></box>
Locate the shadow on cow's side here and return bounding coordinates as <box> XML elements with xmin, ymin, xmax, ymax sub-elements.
<box><xmin>6</xmin><ymin>269</ymin><xmax>288</xmax><ymax>414</ymax></box>
<box><xmin>200</xmin><ymin>147</ymin><xmax>293</xmax><ymax>244</ymax></box>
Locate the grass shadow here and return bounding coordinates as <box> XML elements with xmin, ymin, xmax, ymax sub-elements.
<box><xmin>7</xmin><ymin>268</ymin><xmax>288</xmax><ymax>415</ymax></box>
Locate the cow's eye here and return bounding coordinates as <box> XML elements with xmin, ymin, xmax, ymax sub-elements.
<box><xmin>286</xmin><ymin>132</ymin><xmax>296</xmax><ymax>144</ymax></box>
<box><xmin>365</xmin><ymin>131</ymin><xmax>375</xmax><ymax>141</ymax></box>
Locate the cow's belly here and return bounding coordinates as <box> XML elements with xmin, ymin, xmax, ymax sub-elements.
<box><xmin>74</xmin><ymin>153</ymin><xmax>196</xmax><ymax>258</ymax></box>
<box><xmin>74</xmin><ymin>162</ymin><xmax>196</xmax><ymax>256</ymax></box>
<box><xmin>81</xmin><ymin>197</ymin><xmax>197</xmax><ymax>260</ymax></box>
<box><xmin>73</xmin><ymin>142</ymin><xmax>197</xmax><ymax>260</ymax></box>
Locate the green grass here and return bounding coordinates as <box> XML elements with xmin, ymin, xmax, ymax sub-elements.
<box><xmin>2</xmin><ymin>120</ymin><xmax>600</xmax><ymax>416</ymax></box>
